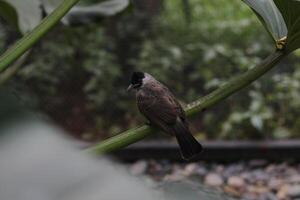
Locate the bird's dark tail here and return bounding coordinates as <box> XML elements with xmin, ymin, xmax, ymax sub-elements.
<box><xmin>172</xmin><ymin>118</ymin><xmax>203</xmax><ymax>160</ymax></box>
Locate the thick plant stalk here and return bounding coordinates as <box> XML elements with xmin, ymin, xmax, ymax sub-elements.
<box><xmin>0</xmin><ymin>0</ymin><xmax>80</xmax><ymax>72</ymax></box>
<box><xmin>85</xmin><ymin>50</ymin><xmax>287</xmax><ymax>154</ymax></box>
<box><xmin>0</xmin><ymin>50</ymin><xmax>31</xmax><ymax>85</ymax></box>
<box><xmin>185</xmin><ymin>50</ymin><xmax>286</xmax><ymax>116</ymax></box>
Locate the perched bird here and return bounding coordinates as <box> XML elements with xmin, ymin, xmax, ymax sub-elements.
<box><xmin>127</xmin><ymin>72</ymin><xmax>202</xmax><ymax>160</ymax></box>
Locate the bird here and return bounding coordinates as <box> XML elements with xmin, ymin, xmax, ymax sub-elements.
<box><xmin>127</xmin><ymin>71</ymin><xmax>203</xmax><ymax>160</ymax></box>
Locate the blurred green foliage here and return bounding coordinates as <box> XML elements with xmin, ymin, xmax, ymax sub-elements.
<box><xmin>1</xmin><ymin>0</ymin><xmax>299</xmax><ymax>140</ymax></box>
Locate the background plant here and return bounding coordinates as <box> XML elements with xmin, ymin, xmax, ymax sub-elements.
<box><xmin>0</xmin><ymin>0</ymin><xmax>299</xmax><ymax>143</ymax></box>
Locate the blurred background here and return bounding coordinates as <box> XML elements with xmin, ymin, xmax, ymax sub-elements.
<box><xmin>1</xmin><ymin>0</ymin><xmax>299</xmax><ymax>142</ymax></box>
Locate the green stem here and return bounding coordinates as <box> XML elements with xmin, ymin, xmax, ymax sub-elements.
<box><xmin>85</xmin><ymin>50</ymin><xmax>287</xmax><ymax>155</ymax></box>
<box><xmin>186</xmin><ymin>50</ymin><xmax>286</xmax><ymax>116</ymax></box>
<box><xmin>86</xmin><ymin>126</ymin><xmax>156</xmax><ymax>154</ymax></box>
<box><xmin>0</xmin><ymin>0</ymin><xmax>80</xmax><ymax>72</ymax></box>
<box><xmin>0</xmin><ymin>50</ymin><xmax>31</xmax><ymax>85</ymax></box>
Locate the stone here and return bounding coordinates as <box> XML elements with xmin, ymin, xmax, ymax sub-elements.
<box><xmin>130</xmin><ymin>160</ymin><xmax>148</xmax><ymax>175</ymax></box>
<box><xmin>247</xmin><ymin>185</ymin><xmax>269</xmax><ymax>194</ymax></box>
<box><xmin>268</xmin><ymin>178</ymin><xmax>284</xmax><ymax>191</ymax></box>
<box><xmin>287</xmin><ymin>175</ymin><xmax>300</xmax><ymax>184</ymax></box>
<box><xmin>227</xmin><ymin>176</ymin><xmax>245</xmax><ymax>189</ymax></box>
<box><xmin>242</xmin><ymin>192</ymin><xmax>258</xmax><ymax>200</ymax></box>
<box><xmin>182</xmin><ymin>163</ymin><xmax>198</xmax><ymax>176</ymax></box>
<box><xmin>223</xmin><ymin>185</ymin><xmax>241</xmax><ymax>197</ymax></box>
<box><xmin>258</xmin><ymin>192</ymin><xmax>278</xmax><ymax>200</ymax></box>
<box><xmin>204</xmin><ymin>173</ymin><xmax>224</xmax><ymax>187</ymax></box>
<box><xmin>240</xmin><ymin>172</ymin><xmax>253</xmax><ymax>183</ymax></box>
<box><xmin>287</xmin><ymin>184</ymin><xmax>300</xmax><ymax>198</ymax></box>
<box><xmin>223</xmin><ymin>163</ymin><xmax>244</xmax><ymax>178</ymax></box>
<box><xmin>252</xmin><ymin>169</ymin><xmax>269</xmax><ymax>184</ymax></box>
<box><xmin>195</xmin><ymin>166</ymin><xmax>208</xmax><ymax>177</ymax></box>
<box><xmin>277</xmin><ymin>184</ymin><xmax>289</xmax><ymax>199</ymax></box>
<box><xmin>265</xmin><ymin>164</ymin><xmax>276</xmax><ymax>173</ymax></box>
<box><xmin>212</xmin><ymin>164</ymin><xmax>224</xmax><ymax>173</ymax></box>
<box><xmin>285</xmin><ymin>167</ymin><xmax>298</xmax><ymax>177</ymax></box>
<box><xmin>163</xmin><ymin>172</ymin><xmax>185</xmax><ymax>182</ymax></box>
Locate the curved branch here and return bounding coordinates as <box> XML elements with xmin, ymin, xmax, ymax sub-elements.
<box><xmin>0</xmin><ymin>0</ymin><xmax>80</xmax><ymax>72</ymax></box>
<box><xmin>85</xmin><ymin>50</ymin><xmax>287</xmax><ymax>155</ymax></box>
<box><xmin>0</xmin><ymin>50</ymin><xmax>31</xmax><ymax>85</ymax></box>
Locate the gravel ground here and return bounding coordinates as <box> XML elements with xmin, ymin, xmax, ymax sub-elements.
<box><xmin>128</xmin><ymin>160</ymin><xmax>300</xmax><ymax>200</ymax></box>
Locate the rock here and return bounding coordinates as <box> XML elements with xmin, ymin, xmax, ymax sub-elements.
<box><xmin>159</xmin><ymin>160</ymin><xmax>173</xmax><ymax>172</ymax></box>
<box><xmin>163</xmin><ymin>172</ymin><xmax>185</xmax><ymax>182</ymax></box>
<box><xmin>182</xmin><ymin>163</ymin><xmax>198</xmax><ymax>176</ymax></box>
<box><xmin>223</xmin><ymin>163</ymin><xmax>244</xmax><ymax>178</ymax></box>
<box><xmin>163</xmin><ymin>165</ymin><xmax>186</xmax><ymax>182</ymax></box>
<box><xmin>240</xmin><ymin>172</ymin><xmax>253</xmax><ymax>183</ymax></box>
<box><xmin>223</xmin><ymin>185</ymin><xmax>241</xmax><ymax>197</ymax></box>
<box><xmin>247</xmin><ymin>185</ymin><xmax>269</xmax><ymax>194</ymax></box>
<box><xmin>216</xmin><ymin>165</ymin><xmax>224</xmax><ymax>173</ymax></box>
<box><xmin>277</xmin><ymin>184</ymin><xmax>289</xmax><ymax>199</ymax></box>
<box><xmin>252</xmin><ymin>169</ymin><xmax>269</xmax><ymax>184</ymax></box>
<box><xmin>147</xmin><ymin>160</ymin><xmax>163</xmax><ymax>176</ymax></box>
<box><xmin>130</xmin><ymin>160</ymin><xmax>148</xmax><ymax>175</ymax></box>
<box><xmin>135</xmin><ymin>160</ymin><xmax>300</xmax><ymax>200</ymax></box>
<box><xmin>268</xmin><ymin>178</ymin><xmax>284</xmax><ymax>191</ymax></box>
<box><xmin>212</xmin><ymin>164</ymin><xmax>224</xmax><ymax>173</ymax></box>
<box><xmin>287</xmin><ymin>184</ymin><xmax>300</xmax><ymax>198</ymax></box>
<box><xmin>204</xmin><ymin>173</ymin><xmax>224</xmax><ymax>187</ymax></box>
<box><xmin>285</xmin><ymin>167</ymin><xmax>298</xmax><ymax>177</ymax></box>
<box><xmin>242</xmin><ymin>192</ymin><xmax>258</xmax><ymax>200</ymax></box>
<box><xmin>265</xmin><ymin>164</ymin><xmax>277</xmax><ymax>174</ymax></box>
<box><xmin>258</xmin><ymin>192</ymin><xmax>278</xmax><ymax>200</ymax></box>
<box><xmin>227</xmin><ymin>176</ymin><xmax>245</xmax><ymax>189</ymax></box>
<box><xmin>195</xmin><ymin>166</ymin><xmax>208</xmax><ymax>177</ymax></box>
<box><xmin>276</xmin><ymin>163</ymin><xmax>289</xmax><ymax>174</ymax></box>
<box><xmin>287</xmin><ymin>175</ymin><xmax>300</xmax><ymax>184</ymax></box>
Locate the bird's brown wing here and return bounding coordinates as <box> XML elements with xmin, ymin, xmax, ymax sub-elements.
<box><xmin>137</xmin><ymin>87</ymin><xmax>185</xmax><ymax>133</ymax></box>
<box><xmin>164</xmin><ymin>87</ymin><xmax>186</xmax><ymax>119</ymax></box>
<box><xmin>137</xmin><ymin>84</ymin><xmax>203</xmax><ymax>159</ymax></box>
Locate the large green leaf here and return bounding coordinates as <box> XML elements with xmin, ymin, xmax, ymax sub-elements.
<box><xmin>243</xmin><ymin>0</ymin><xmax>287</xmax><ymax>42</ymax></box>
<box><xmin>0</xmin><ymin>1</ymin><xmax>18</xmax><ymax>28</ymax></box>
<box><xmin>0</xmin><ymin>0</ymin><xmax>129</xmax><ymax>33</ymax></box>
<box><xmin>0</xmin><ymin>0</ymin><xmax>42</xmax><ymax>33</ymax></box>
<box><xmin>274</xmin><ymin>0</ymin><xmax>300</xmax><ymax>52</ymax></box>
<box><xmin>42</xmin><ymin>0</ymin><xmax>130</xmax><ymax>24</ymax></box>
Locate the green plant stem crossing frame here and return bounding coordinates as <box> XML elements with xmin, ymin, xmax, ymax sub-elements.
<box><xmin>85</xmin><ymin>50</ymin><xmax>287</xmax><ymax>154</ymax></box>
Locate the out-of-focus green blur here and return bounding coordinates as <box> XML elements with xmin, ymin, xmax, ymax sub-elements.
<box><xmin>0</xmin><ymin>0</ymin><xmax>299</xmax><ymax>141</ymax></box>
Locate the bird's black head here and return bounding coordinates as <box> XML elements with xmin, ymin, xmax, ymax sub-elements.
<box><xmin>129</xmin><ymin>71</ymin><xmax>145</xmax><ymax>90</ymax></box>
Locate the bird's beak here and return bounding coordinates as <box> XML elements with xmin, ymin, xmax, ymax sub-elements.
<box><xmin>127</xmin><ymin>84</ymin><xmax>133</xmax><ymax>92</ymax></box>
